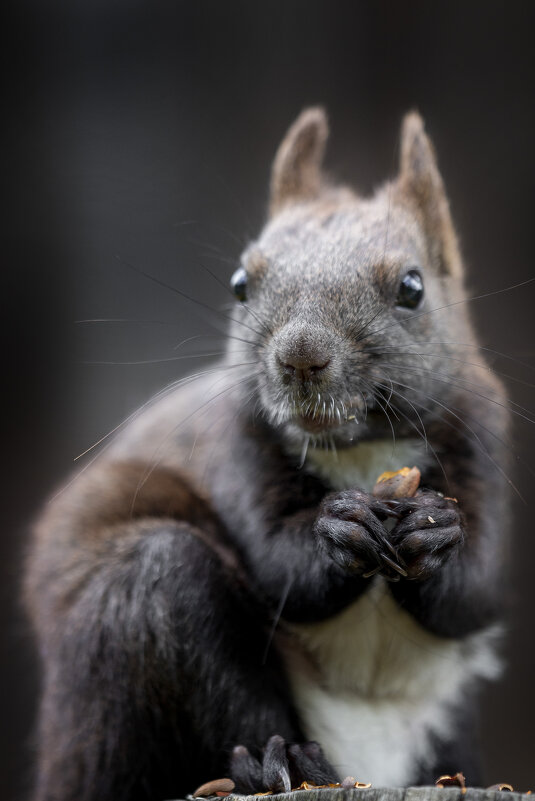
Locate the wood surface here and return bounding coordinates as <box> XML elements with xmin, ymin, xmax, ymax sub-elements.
<box><xmin>178</xmin><ymin>787</ymin><xmax>531</xmax><ymax>801</ymax></box>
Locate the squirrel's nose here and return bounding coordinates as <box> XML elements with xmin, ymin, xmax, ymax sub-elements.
<box><xmin>275</xmin><ymin>330</ymin><xmax>333</xmax><ymax>381</ymax></box>
<box><xmin>277</xmin><ymin>354</ymin><xmax>331</xmax><ymax>382</ymax></box>
<box><xmin>274</xmin><ymin>323</ymin><xmax>336</xmax><ymax>383</ymax></box>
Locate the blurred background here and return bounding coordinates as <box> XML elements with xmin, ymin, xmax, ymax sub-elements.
<box><xmin>3</xmin><ymin>1</ymin><xmax>534</xmax><ymax>798</ymax></box>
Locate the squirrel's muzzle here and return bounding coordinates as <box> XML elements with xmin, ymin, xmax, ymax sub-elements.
<box><xmin>273</xmin><ymin>323</ymin><xmax>336</xmax><ymax>385</ymax></box>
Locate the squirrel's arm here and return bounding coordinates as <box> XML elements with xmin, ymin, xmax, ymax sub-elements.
<box><xmin>389</xmin><ymin>399</ymin><xmax>511</xmax><ymax>637</ymax></box>
<box><xmin>207</xmin><ymin>420</ymin><xmax>375</xmax><ymax>623</ymax></box>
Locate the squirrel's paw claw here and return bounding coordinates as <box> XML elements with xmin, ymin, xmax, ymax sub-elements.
<box><xmin>230</xmin><ymin>736</ymin><xmax>338</xmax><ymax>794</ymax></box>
<box><xmin>391</xmin><ymin>491</ymin><xmax>464</xmax><ymax>579</ymax></box>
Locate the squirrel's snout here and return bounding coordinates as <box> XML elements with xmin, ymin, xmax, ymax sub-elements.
<box><xmin>277</xmin><ymin>354</ymin><xmax>331</xmax><ymax>382</ymax></box>
<box><xmin>274</xmin><ymin>326</ymin><xmax>335</xmax><ymax>384</ymax></box>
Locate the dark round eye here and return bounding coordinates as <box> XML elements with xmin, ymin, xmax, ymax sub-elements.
<box><xmin>230</xmin><ymin>267</ymin><xmax>247</xmax><ymax>302</ymax></box>
<box><xmin>396</xmin><ymin>269</ymin><xmax>424</xmax><ymax>309</ymax></box>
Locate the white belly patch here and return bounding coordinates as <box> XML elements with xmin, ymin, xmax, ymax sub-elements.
<box><xmin>282</xmin><ymin>582</ymin><xmax>501</xmax><ymax>786</ymax></box>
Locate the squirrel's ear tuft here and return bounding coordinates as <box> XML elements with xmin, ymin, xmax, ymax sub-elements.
<box><xmin>270</xmin><ymin>107</ymin><xmax>329</xmax><ymax>217</ymax></box>
<box><xmin>399</xmin><ymin>112</ymin><xmax>438</xmax><ymax>190</ymax></box>
<box><xmin>398</xmin><ymin>112</ymin><xmax>463</xmax><ymax>278</ymax></box>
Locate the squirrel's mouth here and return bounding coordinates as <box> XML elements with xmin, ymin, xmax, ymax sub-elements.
<box><xmin>266</xmin><ymin>381</ymin><xmax>382</xmax><ymax>437</ymax></box>
<box><xmin>292</xmin><ymin>407</ymin><xmax>361</xmax><ymax>434</ymax></box>
<box><xmin>288</xmin><ymin>393</ymin><xmax>387</xmax><ymax>436</ymax></box>
<box><xmin>294</xmin><ymin>412</ymin><xmax>339</xmax><ymax>433</ymax></box>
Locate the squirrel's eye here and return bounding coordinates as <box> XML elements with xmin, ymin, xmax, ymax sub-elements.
<box><xmin>396</xmin><ymin>269</ymin><xmax>424</xmax><ymax>309</ymax></box>
<box><xmin>230</xmin><ymin>267</ymin><xmax>247</xmax><ymax>302</ymax></box>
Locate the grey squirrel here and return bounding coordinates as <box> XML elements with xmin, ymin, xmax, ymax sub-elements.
<box><xmin>25</xmin><ymin>108</ymin><xmax>510</xmax><ymax>801</ymax></box>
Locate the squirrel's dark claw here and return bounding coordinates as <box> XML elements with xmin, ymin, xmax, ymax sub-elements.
<box><xmin>380</xmin><ymin>553</ymin><xmax>408</xmax><ymax>577</ymax></box>
<box><xmin>230</xmin><ymin>737</ymin><xmax>338</xmax><ymax>794</ymax></box>
<box><xmin>390</xmin><ymin>492</ymin><xmax>465</xmax><ymax>579</ymax></box>
<box><xmin>263</xmin><ymin>735</ymin><xmax>292</xmax><ymax>793</ymax></box>
<box><xmin>289</xmin><ymin>741</ymin><xmax>339</xmax><ymax>787</ymax></box>
<box><xmin>230</xmin><ymin>745</ymin><xmax>263</xmax><ymax>795</ymax></box>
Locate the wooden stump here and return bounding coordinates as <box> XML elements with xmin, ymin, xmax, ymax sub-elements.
<box><xmin>178</xmin><ymin>788</ymin><xmax>531</xmax><ymax>801</ymax></box>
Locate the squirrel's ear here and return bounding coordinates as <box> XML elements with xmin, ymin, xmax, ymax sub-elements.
<box><xmin>398</xmin><ymin>112</ymin><xmax>462</xmax><ymax>278</ymax></box>
<box><xmin>269</xmin><ymin>107</ymin><xmax>328</xmax><ymax>217</ymax></box>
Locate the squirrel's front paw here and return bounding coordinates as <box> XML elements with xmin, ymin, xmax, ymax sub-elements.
<box><xmin>390</xmin><ymin>490</ymin><xmax>465</xmax><ymax>579</ymax></box>
<box><xmin>314</xmin><ymin>489</ymin><xmax>404</xmax><ymax>576</ymax></box>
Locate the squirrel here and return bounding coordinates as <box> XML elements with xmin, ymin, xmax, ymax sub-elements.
<box><xmin>25</xmin><ymin>108</ymin><xmax>511</xmax><ymax>801</ymax></box>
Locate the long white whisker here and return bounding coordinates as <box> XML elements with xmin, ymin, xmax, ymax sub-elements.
<box><xmin>130</xmin><ymin>371</ymin><xmax>259</xmax><ymax>511</ymax></box>
<box><xmin>72</xmin><ymin>361</ymin><xmax>256</xmax><ymax>464</ymax></box>
<box><xmin>384</xmin><ymin>376</ymin><xmax>525</xmax><ymax>503</ymax></box>
<box><xmin>375</xmin><ymin>361</ymin><xmax>535</xmax><ymax>423</ymax></box>
<box><xmin>84</xmin><ymin>350</ymin><xmax>252</xmax><ymax>366</ymax></box>
<box><xmin>354</xmin><ymin>276</ymin><xmax>535</xmax><ymax>345</ymax></box>
<box><xmin>114</xmin><ymin>253</ymin><xmax>266</xmax><ymax>339</ymax></box>
<box><xmin>358</xmin><ymin>346</ymin><xmax>535</xmax><ymax>390</ymax></box>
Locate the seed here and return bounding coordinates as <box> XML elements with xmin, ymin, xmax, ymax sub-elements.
<box><xmin>487</xmin><ymin>785</ymin><xmax>514</xmax><ymax>792</ymax></box>
<box><xmin>372</xmin><ymin>466</ymin><xmax>421</xmax><ymax>500</ymax></box>
<box><xmin>435</xmin><ymin>773</ymin><xmax>466</xmax><ymax>789</ymax></box>
<box><xmin>193</xmin><ymin>778</ymin><xmax>236</xmax><ymax>797</ymax></box>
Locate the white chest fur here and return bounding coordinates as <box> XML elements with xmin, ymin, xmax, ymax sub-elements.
<box><xmin>283</xmin><ymin>583</ymin><xmax>500</xmax><ymax>785</ymax></box>
<box><xmin>305</xmin><ymin>437</ymin><xmax>432</xmax><ymax>493</ymax></box>
<box><xmin>282</xmin><ymin>438</ymin><xmax>501</xmax><ymax>786</ymax></box>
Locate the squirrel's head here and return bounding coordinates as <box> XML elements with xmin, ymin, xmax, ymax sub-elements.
<box><xmin>229</xmin><ymin>108</ymin><xmax>473</xmax><ymax>448</ymax></box>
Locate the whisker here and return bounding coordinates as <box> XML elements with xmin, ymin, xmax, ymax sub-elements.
<box><xmin>386</xmin><ymin>376</ymin><xmax>525</xmax><ymax>503</ymax></box>
<box><xmin>372</xmin><ymin>376</ymin><xmax>449</xmax><ymax>488</ymax></box>
<box><xmin>374</xmin><ymin>339</ymin><xmax>535</xmax><ymax>375</ymax></box>
<box><xmin>198</xmin><ymin>382</ymin><xmax>261</xmax><ymax>489</ymax></box>
<box><xmin>358</xmin><ymin>346</ymin><xmax>535</xmax><ymax>390</ymax></box>
<box><xmin>175</xmin><ymin>324</ymin><xmax>257</xmax><ymax>350</ymax></box>
<box><xmin>70</xmin><ymin>361</ymin><xmax>256</xmax><ymax>466</ymax></box>
<box><xmin>345</xmin><ymin>307</ymin><xmax>386</xmax><ymax>344</ymax></box>
<box><xmin>298</xmin><ymin>435</ymin><xmax>311</xmax><ymax>469</ymax></box>
<box><xmin>83</xmin><ymin>351</ymin><xmax>253</xmax><ymax>367</ymax></box>
<box><xmin>200</xmin><ymin>262</ymin><xmax>274</xmax><ymax>339</ymax></box>
<box><xmin>189</xmin><ymin>381</ymin><xmax>259</xmax><ymax>467</ymax></box>
<box><xmin>262</xmin><ymin>574</ymin><xmax>293</xmax><ymax>665</ymax></box>
<box><xmin>130</xmin><ymin>371</ymin><xmax>259</xmax><ymax>510</ymax></box>
<box><xmin>173</xmin><ymin>334</ymin><xmax>211</xmax><ymax>351</ymax></box>
<box><xmin>423</xmin><ymin>393</ymin><xmax>535</xmax><ymax>483</ymax></box>
<box><xmin>199</xmin><ymin>250</ymin><xmax>238</xmax><ymax>269</ymax></box>
<box><xmin>355</xmin><ymin>275</ymin><xmax>535</xmax><ymax>344</ymax></box>
<box><xmin>114</xmin><ymin>253</ymin><xmax>265</xmax><ymax>339</ymax></box>
<box><xmin>359</xmin><ymin>377</ymin><xmax>397</xmax><ymax>455</ymax></box>
<box><xmin>373</xmin><ymin>373</ymin><xmax>428</xmax><ymax>451</ymax></box>
<box><xmin>375</xmin><ymin>361</ymin><xmax>535</xmax><ymax>424</ymax></box>
<box><xmin>76</xmin><ymin>318</ymin><xmax>182</xmax><ymax>326</ymax></box>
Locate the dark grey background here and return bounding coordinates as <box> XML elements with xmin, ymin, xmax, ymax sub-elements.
<box><xmin>3</xmin><ymin>1</ymin><xmax>534</xmax><ymax>798</ymax></box>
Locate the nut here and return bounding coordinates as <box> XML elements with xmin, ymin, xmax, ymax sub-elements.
<box><xmin>193</xmin><ymin>778</ymin><xmax>236</xmax><ymax>797</ymax></box>
<box><xmin>372</xmin><ymin>466</ymin><xmax>421</xmax><ymax>500</ymax></box>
